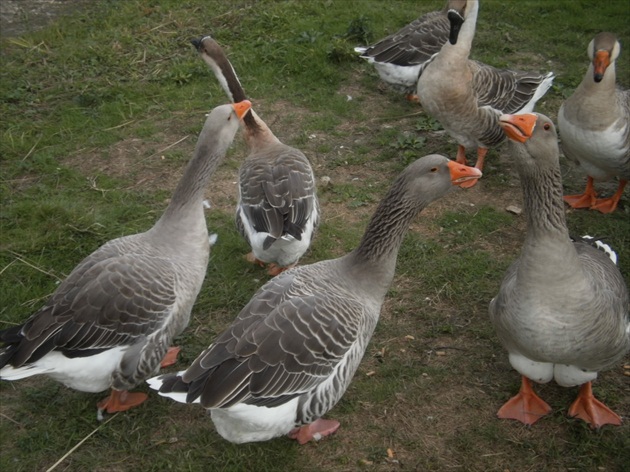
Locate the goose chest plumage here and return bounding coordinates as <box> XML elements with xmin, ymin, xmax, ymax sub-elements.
<box><xmin>416</xmin><ymin>0</ymin><xmax>554</xmax><ymax>184</ymax></box>
<box><xmin>558</xmin><ymin>32</ymin><xmax>630</xmax><ymax>214</ymax></box>
<box><xmin>191</xmin><ymin>35</ymin><xmax>320</xmax><ymax>276</ymax></box>
<box><xmin>148</xmin><ymin>155</ymin><xmax>481</xmax><ymax>444</ymax></box>
<box><xmin>354</xmin><ymin>0</ymin><xmax>462</xmax><ymax>101</ymax></box>
<box><xmin>490</xmin><ymin>112</ymin><xmax>630</xmax><ymax>428</ymax></box>
<box><xmin>0</xmin><ymin>101</ymin><xmax>251</xmax><ymax>418</ymax></box>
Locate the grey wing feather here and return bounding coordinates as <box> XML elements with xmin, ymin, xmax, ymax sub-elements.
<box><xmin>6</xmin><ymin>246</ymin><xmax>177</xmax><ymax>367</ymax></box>
<box><xmin>360</xmin><ymin>11</ymin><xmax>449</xmax><ymax>67</ymax></box>
<box><xmin>180</xmin><ymin>272</ymin><xmax>361</xmax><ymax>408</ymax></box>
<box><xmin>471</xmin><ymin>60</ymin><xmax>552</xmax><ymax>113</ymax></box>
<box><xmin>238</xmin><ymin>145</ymin><xmax>318</xmax><ymax>243</ymax></box>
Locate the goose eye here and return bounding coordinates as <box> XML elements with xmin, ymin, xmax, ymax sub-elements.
<box><xmin>430</xmin><ymin>167</ymin><xmax>438</xmax><ymax>173</ymax></box>
<box><xmin>543</xmin><ymin>123</ymin><xmax>550</xmax><ymax>130</ymax></box>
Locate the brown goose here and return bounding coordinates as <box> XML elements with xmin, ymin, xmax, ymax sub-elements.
<box><xmin>354</xmin><ymin>0</ymin><xmax>460</xmax><ymax>101</ymax></box>
<box><xmin>0</xmin><ymin>101</ymin><xmax>252</xmax><ymax>418</ymax></box>
<box><xmin>490</xmin><ymin>112</ymin><xmax>629</xmax><ymax>428</ymax></box>
<box><xmin>148</xmin><ymin>155</ymin><xmax>481</xmax><ymax>444</ymax></box>
<box><xmin>416</xmin><ymin>0</ymin><xmax>554</xmax><ymax>186</ymax></box>
<box><xmin>191</xmin><ymin>35</ymin><xmax>319</xmax><ymax>276</ymax></box>
<box><xmin>559</xmin><ymin>32</ymin><xmax>630</xmax><ymax>214</ymax></box>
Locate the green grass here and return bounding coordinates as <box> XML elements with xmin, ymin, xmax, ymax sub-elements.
<box><xmin>1</xmin><ymin>1</ymin><xmax>629</xmax><ymax>471</ymax></box>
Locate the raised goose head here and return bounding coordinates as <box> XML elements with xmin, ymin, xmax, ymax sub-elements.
<box><xmin>588</xmin><ymin>32</ymin><xmax>621</xmax><ymax>83</ymax></box>
<box><xmin>499</xmin><ymin>112</ymin><xmax>560</xmax><ymax>173</ymax></box>
<box><xmin>447</xmin><ymin>0</ymin><xmax>474</xmax><ymax>45</ymax></box>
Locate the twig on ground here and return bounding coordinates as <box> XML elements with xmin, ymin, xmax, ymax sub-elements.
<box><xmin>45</xmin><ymin>413</ymin><xmax>119</xmax><ymax>472</ymax></box>
<box><xmin>6</xmin><ymin>250</ymin><xmax>63</xmax><ymax>282</ymax></box>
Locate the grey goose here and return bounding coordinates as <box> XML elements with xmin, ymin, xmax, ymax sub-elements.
<box><xmin>354</xmin><ymin>0</ymin><xmax>463</xmax><ymax>101</ymax></box>
<box><xmin>191</xmin><ymin>35</ymin><xmax>320</xmax><ymax>276</ymax></box>
<box><xmin>559</xmin><ymin>32</ymin><xmax>630</xmax><ymax>214</ymax></box>
<box><xmin>148</xmin><ymin>154</ymin><xmax>481</xmax><ymax>444</ymax></box>
<box><xmin>0</xmin><ymin>101</ymin><xmax>252</xmax><ymax>418</ymax></box>
<box><xmin>490</xmin><ymin>112</ymin><xmax>629</xmax><ymax>428</ymax></box>
<box><xmin>416</xmin><ymin>0</ymin><xmax>554</xmax><ymax>185</ymax></box>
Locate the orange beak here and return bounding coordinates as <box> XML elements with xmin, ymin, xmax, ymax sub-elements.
<box><xmin>232</xmin><ymin>100</ymin><xmax>252</xmax><ymax>120</ymax></box>
<box><xmin>592</xmin><ymin>50</ymin><xmax>610</xmax><ymax>82</ymax></box>
<box><xmin>447</xmin><ymin>160</ymin><xmax>482</xmax><ymax>186</ymax></box>
<box><xmin>499</xmin><ymin>113</ymin><xmax>538</xmax><ymax>143</ymax></box>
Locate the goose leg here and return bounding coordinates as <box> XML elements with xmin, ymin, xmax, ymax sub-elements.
<box><xmin>405</xmin><ymin>93</ymin><xmax>420</xmax><ymax>104</ymax></box>
<box><xmin>455</xmin><ymin>145</ymin><xmax>468</xmax><ymax>165</ymax></box>
<box><xmin>97</xmin><ymin>389</ymin><xmax>148</xmax><ymax>419</ymax></box>
<box><xmin>563</xmin><ymin>176</ymin><xmax>597</xmax><ymax>209</ymax></box>
<box><xmin>568</xmin><ymin>382</ymin><xmax>622</xmax><ymax>428</ymax></box>
<box><xmin>458</xmin><ymin>147</ymin><xmax>486</xmax><ymax>188</ymax></box>
<box><xmin>497</xmin><ymin>376</ymin><xmax>552</xmax><ymax>425</ymax></box>
<box><xmin>590</xmin><ymin>179</ymin><xmax>627</xmax><ymax>214</ymax></box>
<box><xmin>160</xmin><ymin>346</ymin><xmax>181</xmax><ymax>368</ymax></box>
<box><xmin>287</xmin><ymin>418</ymin><xmax>340</xmax><ymax>445</ymax></box>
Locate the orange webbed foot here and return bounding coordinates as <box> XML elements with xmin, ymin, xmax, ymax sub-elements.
<box><xmin>266</xmin><ymin>263</ymin><xmax>296</xmax><ymax>276</ymax></box>
<box><xmin>568</xmin><ymin>382</ymin><xmax>622</xmax><ymax>429</ymax></box>
<box><xmin>160</xmin><ymin>346</ymin><xmax>181</xmax><ymax>368</ymax></box>
<box><xmin>244</xmin><ymin>252</ymin><xmax>265</xmax><ymax>268</ymax></box>
<box><xmin>405</xmin><ymin>93</ymin><xmax>420</xmax><ymax>104</ymax></box>
<box><xmin>288</xmin><ymin>418</ymin><xmax>340</xmax><ymax>445</ymax></box>
<box><xmin>97</xmin><ymin>390</ymin><xmax>148</xmax><ymax>420</ymax></box>
<box><xmin>563</xmin><ymin>193</ymin><xmax>596</xmax><ymax>209</ymax></box>
<box><xmin>497</xmin><ymin>376</ymin><xmax>552</xmax><ymax>425</ymax></box>
<box><xmin>590</xmin><ymin>197</ymin><xmax>620</xmax><ymax>214</ymax></box>
<box><xmin>564</xmin><ymin>176</ymin><xmax>597</xmax><ymax>209</ymax></box>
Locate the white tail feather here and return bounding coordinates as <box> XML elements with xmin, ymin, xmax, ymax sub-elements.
<box><xmin>0</xmin><ymin>364</ymin><xmax>51</xmax><ymax>380</ymax></box>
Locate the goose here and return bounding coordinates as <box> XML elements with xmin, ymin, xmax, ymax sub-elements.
<box><xmin>147</xmin><ymin>154</ymin><xmax>482</xmax><ymax>444</ymax></box>
<box><xmin>558</xmin><ymin>32</ymin><xmax>630</xmax><ymax>214</ymax></box>
<box><xmin>354</xmin><ymin>0</ymin><xmax>458</xmax><ymax>101</ymax></box>
<box><xmin>191</xmin><ymin>35</ymin><xmax>320</xmax><ymax>276</ymax></box>
<box><xmin>416</xmin><ymin>0</ymin><xmax>554</xmax><ymax>186</ymax></box>
<box><xmin>490</xmin><ymin>112</ymin><xmax>629</xmax><ymax>428</ymax></box>
<box><xmin>0</xmin><ymin>100</ymin><xmax>252</xmax><ymax>418</ymax></box>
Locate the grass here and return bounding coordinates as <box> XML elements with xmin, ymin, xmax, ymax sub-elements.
<box><xmin>1</xmin><ymin>0</ymin><xmax>629</xmax><ymax>471</ymax></box>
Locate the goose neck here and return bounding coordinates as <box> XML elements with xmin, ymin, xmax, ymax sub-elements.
<box><xmin>520</xmin><ymin>167</ymin><xmax>569</xmax><ymax>240</ymax></box>
<box><xmin>354</xmin><ymin>185</ymin><xmax>423</xmax><ymax>269</ymax></box>
<box><xmin>156</xmin><ymin>125</ymin><xmax>223</xmax><ymax>230</ymax></box>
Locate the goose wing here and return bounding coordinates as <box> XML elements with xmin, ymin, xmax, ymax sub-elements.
<box><xmin>238</xmin><ymin>145</ymin><xmax>318</xmax><ymax>249</ymax></box>
<box><xmin>174</xmin><ymin>269</ymin><xmax>361</xmax><ymax>408</ymax></box>
<box><xmin>1</xmin><ymin>244</ymin><xmax>178</xmax><ymax>368</ymax></box>
<box><xmin>470</xmin><ymin>60</ymin><xmax>553</xmax><ymax>113</ymax></box>
<box><xmin>359</xmin><ymin>11</ymin><xmax>449</xmax><ymax>67</ymax></box>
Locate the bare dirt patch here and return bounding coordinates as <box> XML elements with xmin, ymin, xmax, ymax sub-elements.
<box><xmin>0</xmin><ymin>0</ymin><xmax>92</xmax><ymax>37</ymax></box>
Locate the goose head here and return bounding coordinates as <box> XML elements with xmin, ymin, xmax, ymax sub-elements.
<box><xmin>206</xmin><ymin>100</ymin><xmax>252</xmax><ymax>139</ymax></box>
<box><xmin>587</xmin><ymin>32</ymin><xmax>621</xmax><ymax>83</ymax></box>
<box><xmin>402</xmin><ymin>155</ymin><xmax>482</xmax><ymax>203</ymax></box>
<box><xmin>191</xmin><ymin>35</ymin><xmax>248</xmax><ymax>103</ymax></box>
<box><xmin>499</xmin><ymin>113</ymin><xmax>560</xmax><ymax>172</ymax></box>
<box><xmin>447</xmin><ymin>0</ymin><xmax>475</xmax><ymax>45</ymax></box>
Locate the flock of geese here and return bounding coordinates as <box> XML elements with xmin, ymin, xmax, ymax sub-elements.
<box><xmin>1</xmin><ymin>0</ymin><xmax>629</xmax><ymax>447</ymax></box>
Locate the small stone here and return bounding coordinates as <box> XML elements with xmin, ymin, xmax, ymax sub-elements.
<box><xmin>436</xmin><ymin>351</ymin><xmax>446</xmax><ymax>356</ymax></box>
<box><xmin>506</xmin><ymin>205</ymin><xmax>522</xmax><ymax>215</ymax></box>
<box><xmin>320</xmin><ymin>176</ymin><xmax>331</xmax><ymax>188</ymax></box>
